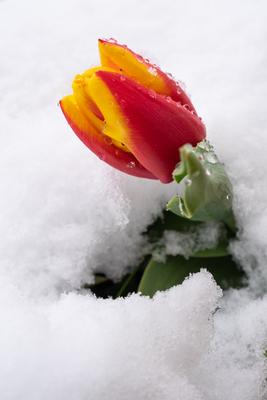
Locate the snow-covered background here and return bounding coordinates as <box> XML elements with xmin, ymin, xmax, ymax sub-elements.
<box><xmin>1</xmin><ymin>0</ymin><xmax>267</xmax><ymax>398</ymax></box>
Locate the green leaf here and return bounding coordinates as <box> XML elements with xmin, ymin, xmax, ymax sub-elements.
<box><xmin>192</xmin><ymin>241</ymin><xmax>229</xmax><ymax>257</ymax></box>
<box><xmin>138</xmin><ymin>255</ymin><xmax>245</xmax><ymax>297</ymax></box>
<box><xmin>167</xmin><ymin>140</ymin><xmax>236</xmax><ymax>232</ymax></box>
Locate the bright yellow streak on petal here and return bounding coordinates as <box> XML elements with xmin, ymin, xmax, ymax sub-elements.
<box><xmin>63</xmin><ymin>80</ymin><xmax>130</xmax><ymax>152</ymax></box>
<box><xmin>61</xmin><ymin>94</ymin><xmax>100</xmax><ymax>137</ymax></box>
<box><xmin>85</xmin><ymin>73</ymin><xmax>129</xmax><ymax>148</ymax></box>
<box><xmin>98</xmin><ymin>40</ymin><xmax>171</xmax><ymax>96</ymax></box>
<box><xmin>72</xmin><ymin>66</ymin><xmax>130</xmax><ymax>151</ymax></box>
<box><xmin>72</xmin><ymin>74</ymin><xmax>104</xmax><ymax>131</ymax></box>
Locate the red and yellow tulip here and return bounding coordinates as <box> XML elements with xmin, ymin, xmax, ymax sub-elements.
<box><xmin>60</xmin><ymin>39</ymin><xmax>206</xmax><ymax>183</ymax></box>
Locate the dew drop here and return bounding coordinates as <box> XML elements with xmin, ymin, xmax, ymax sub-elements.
<box><xmin>167</xmin><ymin>72</ymin><xmax>174</xmax><ymax>79</ymax></box>
<box><xmin>106</xmin><ymin>38</ymin><xmax>118</xmax><ymax>44</ymax></box>
<box><xmin>148</xmin><ymin>90</ymin><xmax>156</xmax><ymax>99</ymax></box>
<box><xmin>206</xmin><ymin>153</ymin><xmax>218</xmax><ymax>164</ymax></box>
<box><xmin>183</xmin><ymin>104</ymin><xmax>191</xmax><ymax>111</ymax></box>
<box><xmin>127</xmin><ymin>161</ymin><xmax>136</xmax><ymax>169</ymax></box>
<box><xmin>198</xmin><ymin>141</ymin><xmax>213</xmax><ymax>152</ymax></box>
<box><xmin>104</xmin><ymin>136</ymin><xmax>113</xmax><ymax>145</ymax></box>
<box><xmin>148</xmin><ymin>66</ymin><xmax>157</xmax><ymax>75</ymax></box>
<box><xmin>184</xmin><ymin>178</ymin><xmax>192</xmax><ymax>186</ymax></box>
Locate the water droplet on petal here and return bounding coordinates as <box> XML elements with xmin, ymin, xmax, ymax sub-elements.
<box><xmin>127</xmin><ymin>161</ymin><xmax>136</xmax><ymax>169</ymax></box>
<box><xmin>104</xmin><ymin>136</ymin><xmax>113</xmax><ymax>145</ymax></box>
<box><xmin>183</xmin><ymin>104</ymin><xmax>191</xmax><ymax>111</ymax></box>
<box><xmin>148</xmin><ymin>66</ymin><xmax>157</xmax><ymax>75</ymax></box>
<box><xmin>106</xmin><ymin>38</ymin><xmax>118</xmax><ymax>44</ymax></box>
<box><xmin>167</xmin><ymin>72</ymin><xmax>174</xmax><ymax>79</ymax></box>
<box><xmin>148</xmin><ymin>90</ymin><xmax>156</xmax><ymax>99</ymax></box>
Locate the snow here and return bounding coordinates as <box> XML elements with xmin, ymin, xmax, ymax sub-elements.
<box><xmin>0</xmin><ymin>272</ymin><xmax>221</xmax><ymax>400</ymax></box>
<box><xmin>1</xmin><ymin>0</ymin><xmax>267</xmax><ymax>399</ymax></box>
<box><xmin>155</xmin><ymin>222</ymin><xmax>224</xmax><ymax>260</ymax></box>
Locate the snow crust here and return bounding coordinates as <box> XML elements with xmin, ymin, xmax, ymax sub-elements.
<box><xmin>1</xmin><ymin>0</ymin><xmax>267</xmax><ymax>399</ymax></box>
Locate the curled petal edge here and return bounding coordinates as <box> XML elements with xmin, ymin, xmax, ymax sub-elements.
<box><xmin>60</xmin><ymin>96</ymin><xmax>156</xmax><ymax>180</ymax></box>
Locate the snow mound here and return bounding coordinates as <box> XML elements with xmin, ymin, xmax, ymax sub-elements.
<box><xmin>0</xmin><ymin>272</ymin><xmax>220</xmax><ymax>400</ymax></box>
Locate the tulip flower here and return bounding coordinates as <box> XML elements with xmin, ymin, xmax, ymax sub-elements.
<box><xmin>60</xmin><ymin>39</ymin><xmax>206</xmax><ymax>183</ymax></box>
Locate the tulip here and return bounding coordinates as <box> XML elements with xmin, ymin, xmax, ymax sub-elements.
<box><xmin>60</xmin><ymin>39</ymin><xmax>206</xmax><ymax>183</ymax></box>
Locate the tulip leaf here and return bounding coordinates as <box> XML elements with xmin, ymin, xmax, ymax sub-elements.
<box><xmin>115</xmin><ymin>256</ymin><xmax>149</xmax><ymax>298</ymax></box>
<box><xmin>168</xmin><ymin>140</ymin><xmax>236</xmax><ymax>232</ymax></box>
<box><xmin>138</xmin><ymin>255</ymin><xmax>245</xmax><ymax>297</ymax></box>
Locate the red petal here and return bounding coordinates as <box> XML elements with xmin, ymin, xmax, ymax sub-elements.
<box><xmin>60</xmin><ymin>99</ymin><xmax>156</xmax><ymax>180</ymax></box>
<box><xmin>96</xmin><ymin>71</ymin><xmax>206</xmax><ymax>183</ymax></box>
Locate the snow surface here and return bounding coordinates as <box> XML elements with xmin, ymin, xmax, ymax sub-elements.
<box><xmin>1</xmin><ymin>0</ymin><xmax>267</xmax><ymax>399</ymax></box>
<box><xmin>155</xmin><ymin>222</ymin><xmax>224</xmax><ymax>260</ymax></box>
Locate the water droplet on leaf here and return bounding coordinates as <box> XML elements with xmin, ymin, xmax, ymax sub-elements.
<box><xmin>206</xmin><ymin>153</ymin><xmax>218</xmax><ymax>164</ymax></box>
<box><xmin>184</xmin><ymin>178</ymin><xmax>192</xmax><ymax>186</ymax></box>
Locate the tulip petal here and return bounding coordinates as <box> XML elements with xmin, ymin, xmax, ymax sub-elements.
<box><xmin>95</xmin><ymin>71</ymin><xmax>206</xmax><ymax>183</ymax></box>
<box><xmin>98</xmin><ymin>39</ymin><xmax>196</xmax><ymax>111</ymax></box>
<box><xmin>60</xmin><ymin>95</ymin><xmax>156</xmax><ymax>180</ymax></box>
<box><xmin>83</xmin><ymin>74</ymin><xmax>128</xmax><ymax>147</ymax></box>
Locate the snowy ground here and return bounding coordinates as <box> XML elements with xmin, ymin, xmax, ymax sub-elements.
<box><xmin>1</xmin><ymin>0</ymin><xmax>267</xmax><ymax>399</ymax></box>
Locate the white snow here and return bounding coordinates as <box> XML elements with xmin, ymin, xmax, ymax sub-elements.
<box><xmin>155</xmin><ymin>222</ymin><xmax>224</xmax><ymax>260</ymax></box>
<box><xmin>0</xmin><ymin>272</ymin><xmax>221</xmax><ymax>400</ymax></box>
<box><xmin>1</xmin><ymin>0</ymin><xmax>267</xmax><ymax>399</ymax></box>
